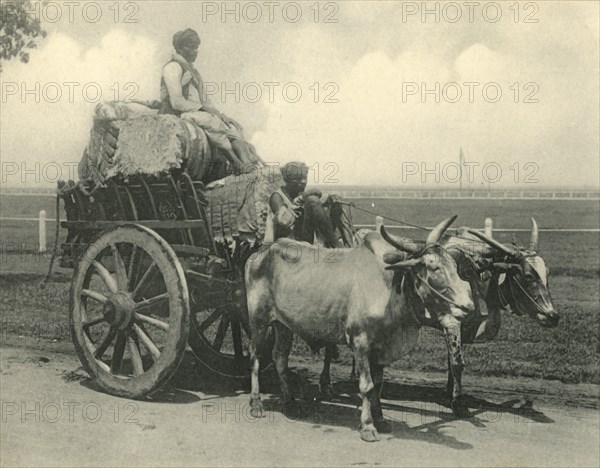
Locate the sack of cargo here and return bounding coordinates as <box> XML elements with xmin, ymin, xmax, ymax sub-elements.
<box><xmin>78</xmin><ymin>101</ymin><xmax>224</xmax><ymax>184</ymax></box>
<box><xmin>204</xmin><ymin>166</ymin><xmax>283</xmax><ymax>243</ymax></box>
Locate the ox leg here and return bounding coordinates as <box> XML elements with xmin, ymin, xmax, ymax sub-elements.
<box><xmin>369</xmin><ymin>351</ymin><xmax>391</xmax><ymax>434</ymax></box>
<box><xmin>441</xmin><ymin>315</ymin><xmax>469</xmax><ymax>418</ymax></box>
<box><xmin>319</xmin><ymin>345</ymin><xmax>338</xmax><ymax>399</ymax></box>
<box><xmin>249</xmin><ymin>323</ymin><xmax>269</xmax><ymax>418</ymax></box>
<box><xmin>272</xmin><ymin>322</ymin><xmax>295</xmax><ymax>404</ymax></box>
<box><xmin>351</xmin><ymin>333</ymin><xmax>379</xmax><ymax>442</ymax></box>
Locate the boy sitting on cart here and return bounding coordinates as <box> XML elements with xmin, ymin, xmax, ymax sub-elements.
<box><xmin>266</xmin><ymin>161</ymin><xmax>355</xmax><ymax>248</ymax></box>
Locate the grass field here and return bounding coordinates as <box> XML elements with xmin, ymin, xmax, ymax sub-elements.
<box><xmin>1</xmin><ymin>194</ymin><xmax>599</xmax><ymax>384</ymax></box>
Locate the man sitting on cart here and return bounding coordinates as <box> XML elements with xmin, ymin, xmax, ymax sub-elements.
<box><xmin>267</xmin><ymin>161</ymin><xmax>351</xmax><ymax>248</ymax></box>
<box><xmin>159</xmin><ymin>28</ymin><xmax>258</xmax><ymax>175</ymax></box>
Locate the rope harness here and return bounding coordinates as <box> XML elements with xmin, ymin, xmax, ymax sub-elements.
<box><xmin>413</xmin><ymin>271</ymin><xmax>472</xmax><ymax>312</ymax></box>
<box><xmin>494</xmin><ymin>263</ymin><xmax>548</xmax><ymax>316</ymax></box>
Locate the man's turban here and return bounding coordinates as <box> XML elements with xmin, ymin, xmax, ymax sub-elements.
<box><xmin>281</xmin><ymin>161</ymin><xmax>308</xmax><ymax>182</ymax></box>
<box><xmin>172</xmin><ymin>28</ymin><xmax>200</xmax><ymax>51</ymax></box>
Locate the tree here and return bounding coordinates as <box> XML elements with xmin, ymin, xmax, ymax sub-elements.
<box><xmin>0</xmin><ymin>0</ymin><xmax>47</xmax><ymax>72</ymax></box>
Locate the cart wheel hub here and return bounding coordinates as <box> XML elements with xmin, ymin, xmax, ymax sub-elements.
<box><xmin>103</xmin><ymin>292</ymin><xmax>135</xmax><ymax>330</ymax></box>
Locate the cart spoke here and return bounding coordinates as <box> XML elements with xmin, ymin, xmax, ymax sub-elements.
<box><xmin>134</xmin><ymin>293</ymin><xmax>169</xmax><ymax>312</ymax></box>
<box><xmin>92</xmin><ymin>260</ymin><xmax>118</xmax><ymax>294</ymax></box>
<box><xmin>132</xmin><ymin>262</ymin><xmax>159</xmax><ymax>299</ymax></box>
<box><xmin>231</xmin><ymin>319</ymin><xmax>244</xmax><ymax>360</ymax></box>
<box><xmin>112</xmin><ymin>245</ymin><xmax>128</xmax><ymax>291</ymax></box>
<box><xmin>127</xmin><ymin>245</ymin><xmax>140</xmax><ymax>290</ymax></box>
<box><xmin>94</xmin><ymin>328</ymin><xmax>117</xmax><ymax>359</ymax></box>
<box><xmin>134</xmin><ymin>313</ymin><xmax>170</xmax><ymax>332</ymax></box>
<box><xmin>128</xmin><ymin>336</ymin><xmax>144</xmax><ymax>376</ymax></box>
<box><xmin>133</xmin><ymin>323</ymin><xmax>161</xmax><ymax>360</ymax></box>
<box><xmin>213</xmin><ymin>315</ymin><xmax>231</xmax><ymax>352</ymax></box>
<box><xmin>83</xmin><ymin>316</ymin><xmax>105</xmax><ymax>329</ymax></box>
<box><xmin>238</xmin><ymin>317</ymin><xmax>251</xmax><ymax>337</ymax></box>
<box><xmin>82</xmin><ymin>289</ymin><xmax>108</xmax><ymax>304</ymax></box>
<box><xmin>111</xmin><ymin>331</ymin><xmax>127</xmax><ymax>374</ymax></box>
<box><xmin>197</xmin><ymin>308</ymin><xmax>223</xmax><ymax>333</ymax></box>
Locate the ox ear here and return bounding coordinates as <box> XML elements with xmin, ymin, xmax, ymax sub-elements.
<box><xmin>383</xmin><ymin>251</ymin><xmax>410</xmax><ymax>264</ymax></box>
<box><xmin>385</xmin><ymin>258</ymin><xmax>422</xmax><ymax>270</ymax></box>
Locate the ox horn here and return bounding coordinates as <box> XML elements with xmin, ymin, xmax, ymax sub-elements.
<box><xmin>529</xmin><ymin>218</ymin><xmax>539</xmax><ymax>251</ymax></box>
<box><xmin>443</xmin><ymin>234</ymin><xmax>496</xmax><ymax>258</ymax></box>
<box><xmin>380</xmin><ymin>225</ymin><xmax>422</xmax><ymax>254</ymax></box>
<box><xmin>426</xmin><ymin>215</ymin><xmax>458</xmax><ymax>247</ymax></box>
<box><xmin>466</xmin><ymin>228</ymin><xmax>521</xmax><ymax>259</ymax></box>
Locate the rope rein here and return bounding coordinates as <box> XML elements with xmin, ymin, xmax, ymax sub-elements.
<box><xmin>509</xmin><ymin>273</ymin><xmax>549</xmax><ymax>314</ymax></box>
<box><xmin>344</xmin><ymin>202</ymin><xmax>492</xmax><ymax>246</ymax></box>
<box><xmin>342</xmin><ymin>203</ymin><xmax>429</xmax><ymax>231</ymax></box>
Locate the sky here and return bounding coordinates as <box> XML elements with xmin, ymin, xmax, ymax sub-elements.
<box><xmin>1</xmin><ymin>0</ymin><xmax>598</xmax><ymax>188</ymax></box>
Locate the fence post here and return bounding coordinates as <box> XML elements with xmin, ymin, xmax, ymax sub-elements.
<box><xmin>39</xmin><ymin>210</ymin><xmax>47</xmax><ymax>253</ymax></box>
<box><xmin>375</xmin><ymin>216</ymin><xmax>383</xmax><ymax>233</ymax></box>
<box><xmin>484</xmin><ymin>217</ymin><xmax>493</xmax><ymax>238</ymax></box>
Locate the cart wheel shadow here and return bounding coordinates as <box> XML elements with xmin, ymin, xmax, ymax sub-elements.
<box><xmin>77</xmin><ymin>354</ymin><xmax>202</xmax><ymax>404</ymax></box>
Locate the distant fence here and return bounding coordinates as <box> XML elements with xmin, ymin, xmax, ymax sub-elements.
<box><xmin>1</xmin><ymin>213</ymin><xmax>598</xmax><ymax>256</ymax></box>
<box><xmin>1</xmin><ymin>187</ymin><xmax>57</xmax><ymax>197</ymax></box>
<box><xmin>336</xmin><ymin>189</ymin><xmax>600</xmax><ymax>200</ymax></box>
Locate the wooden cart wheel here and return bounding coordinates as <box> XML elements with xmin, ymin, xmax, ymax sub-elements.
<box><xmin>188</xmin><ymin>305</ymin><xmax>273</xmax><ymax>378</ymax></box>
<box><xmin>70</xmin><ymin>224</ymin><xmax>189</xmax><ymax>399</ymax></box>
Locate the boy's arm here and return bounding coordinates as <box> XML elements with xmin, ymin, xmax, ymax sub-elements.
<box><xmin>270</xmin><ymin>192</ymin><xmax>297</xmax><ymax>228</ymax></box>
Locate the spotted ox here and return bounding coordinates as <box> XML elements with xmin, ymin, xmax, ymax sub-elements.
<box><xmin>245</xmin><ymin>216</ymin><xmax>475</xmax><ymax>441</ymax></box>
<box><xmin>352</xmin><ymin>218</ymin><xmax>559</xmax><ymax>400</ymax></box>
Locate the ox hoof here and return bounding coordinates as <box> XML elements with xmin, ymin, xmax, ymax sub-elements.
<box><xmin>250</xmin><ymin>399</ymin><xmax>264</xmax><ymax>418</ymax></box>
<box><xmin>374</xmin><ymin>418</ymin><xmax>392</xmax><ymax>434</ymax></box>
<box><xmin>359</xmin><ymin>424</ymin><xmax>380</xmax><ymax>442</ymax></box>
<box><xmin>451</xmin><ymin>398</ymin><xmax>470</xmax><ymax>419</ymax></box>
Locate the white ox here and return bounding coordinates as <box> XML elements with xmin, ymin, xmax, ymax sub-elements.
<box><xmin>245</xmin><ymin>216</ymin><xmax>475</xmax><ymax>442</ymax></box>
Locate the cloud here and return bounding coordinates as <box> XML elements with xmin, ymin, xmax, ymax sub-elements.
<box><xmin>1</xmin><ymin>30</ymin><xmax>159</xmax><ymax>185</ymax></box>
<box><xmin>252</xmin><ymin>38</ymin><xmax>598</xmax><ymax>188</ymax></box>
<box><xmin>1</xmin><ymin>2</ymin><xmax>597</xmax><ymax>189</ymax></box>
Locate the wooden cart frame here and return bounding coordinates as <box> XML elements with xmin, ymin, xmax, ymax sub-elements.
<box><xmin>59</xmin><ymin>172</ymin><xmax>272</xmax><ymax>399</ymax></box>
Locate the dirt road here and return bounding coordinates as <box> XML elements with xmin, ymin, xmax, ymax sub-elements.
<box><xmin>1</xmin><ymin>343</ymin><xmax>598</xmax><ymax>467</ymax></box>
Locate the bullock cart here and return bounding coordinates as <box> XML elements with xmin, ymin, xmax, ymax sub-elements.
<box><xmin>57</xmin><ymin>171</ymin><xmax>282</xmax><ymax>399</ymax></box>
